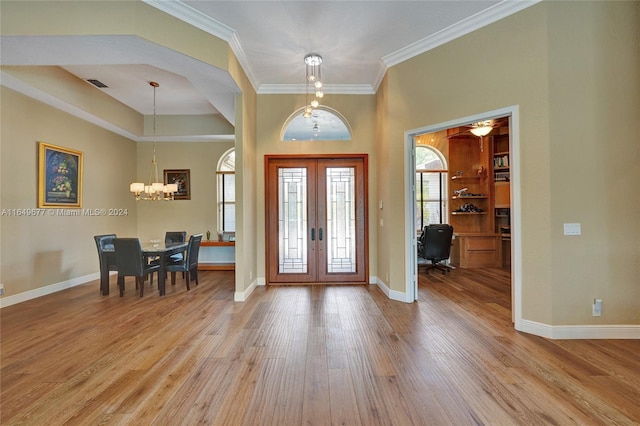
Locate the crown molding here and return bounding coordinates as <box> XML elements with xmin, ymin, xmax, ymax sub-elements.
<box><xmin>258</xmin><ymin>84</ymin><xmax>375</xmax><ymax>95</ymax></box>
<box><xmin>383</xmin><ymin>0</ymin><xmax>542</xmax><ymax>67</ymax></box>
<box><xmin>142</xmin><ymin>0</ymin><xmax>260</xmax><ymax>92</ymax></box>
<box><xmin>145</xmin><ymin>0</ymin><xmax>540</xmax><ymax>95</ymax></box>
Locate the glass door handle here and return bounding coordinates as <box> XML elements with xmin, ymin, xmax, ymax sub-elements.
<box><xmin>319</xmin><ymin>228</ymin><xmax>323</xmax><ymax>241</ymax></box>
<box><xmin>311</xmin><ymin>228</ymin><xmax>315</xmax><ymax>241</ymax></box>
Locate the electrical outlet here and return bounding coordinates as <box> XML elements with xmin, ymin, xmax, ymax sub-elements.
<box><xmin>592</xmin><ymin>298</ymin><xmax>602</xmax><ymax>317</ymax></box>
<box><xmin>0</xmin><ymin>283</ymin><xmax>4</xmax><ymax>296</ymax></box>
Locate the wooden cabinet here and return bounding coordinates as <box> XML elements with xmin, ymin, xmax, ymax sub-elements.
<box><xmin>448</xmin><ymin>134</ymin><xmax>492</xmax><ymax>234</ymax></box>
<box><xmin>451</xmin><ymin>233</ymin><xmax>502</xmax><ymax>268</ymax></box>
<box><xmin>492</xmin><ymin>129</ymin><xmax>511</xmax><ymax>268</ymax></box>
<box><xmin>447</xmin><ymin>124</ymin><xmax>510</xmax><ymax>269</ymax></box>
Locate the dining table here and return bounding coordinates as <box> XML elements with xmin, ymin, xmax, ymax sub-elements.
<box><xmin>100</xmin><ymin>240</ymin><xmax>188</xmax><ymax>296</ymax></box>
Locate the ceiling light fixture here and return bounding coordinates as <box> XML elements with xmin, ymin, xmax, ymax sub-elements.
<box><xmin>303</xmin><ymin>54</ymin><xmax>324</xmax><ymax>119</ymax></box>
<box><xmin>129</xmin><ymin>81</ymin><xmax>177</xmax><ymax>201</ymax></box>
<box><xmin>470</xmin><ymin>121</ymin><xmax>493</xmax><ymax>137</ymax></box>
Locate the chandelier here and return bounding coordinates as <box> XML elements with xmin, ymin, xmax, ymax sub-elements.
<box><xmin>129</xmin><ymin>81</ymin><xmax>177</xmax><ymax>201</ymax></box>
<box><xmin>302</xmin><ymin>54</ymin><xmax>324</xmax><ymax>119</ymax></box>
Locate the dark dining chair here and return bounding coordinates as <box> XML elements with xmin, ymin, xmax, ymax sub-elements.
<box><xmin>165</xmin><ymin>231</ymin><xmax>187</xmax><ymax>262</ymax></box>
<box><xmin>113</xmin><ymin>238</ymin><xmax>160</xmax><ymax>297</ymax></box>
<box><xmin>165</xmin><ymin>231</ymin><xmax>187</xmax><ymax>244</ymax></box>
<box><xmin>94</xmin><ymin>234</ymin><xmax>117</xmax><ymax>295</ymax></box>
<box><xmin>165</xmin><ymin>233</ymin><xmax>202</xmax><ymax>290</ymax></box>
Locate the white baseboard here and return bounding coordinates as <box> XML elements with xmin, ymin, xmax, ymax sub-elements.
<box><xmin>373</xmin><ymin>276</ymin><xmax>411</xmax><ymax>303</ymax></box>
<box><xmin>0</xmin><ymin>272</ymin><xmax>101</xmax><ymax>308</ymax></box>
<box><xmin>234</xmin><ymin>278</ymin><xmax>258</xmax><ymax>302</ymax></box>
<box><xmin>519</xmin><ymin>319</ymin><xmax>640</xmax><ymax>340</ymax></box>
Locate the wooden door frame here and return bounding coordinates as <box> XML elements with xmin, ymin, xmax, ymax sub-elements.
<box><xmin>264</xmin><ymin>154</ymin><xmax>369</xmax><ymax>285</ymax></box>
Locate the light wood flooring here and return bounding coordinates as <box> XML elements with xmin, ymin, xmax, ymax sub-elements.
<box><xmin>1</xmin><ymin>268</ymin><xmax>639</xmax><ymax>425</ymax></box>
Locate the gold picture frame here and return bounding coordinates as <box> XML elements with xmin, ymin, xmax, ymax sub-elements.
<box><xmin>164</xmin><ymin>169</ymin><xmax>191</xmax><ymax>200</ymax></box>
<box><xmin>38</xmin><ymin>142</ymin><xmax>83</xmax><ymax>208</ymax></box>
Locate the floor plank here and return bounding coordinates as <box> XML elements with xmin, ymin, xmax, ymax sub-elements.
<box><xmin>1</xmin><ymin>269</ymin><xmax>639</xmax><ymax>425</ymax></box>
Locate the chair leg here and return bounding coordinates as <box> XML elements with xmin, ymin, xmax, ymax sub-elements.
<box><xmin>137</xmin><ymin>276</ymin><xmax>144</xmax><ymax>297</ymax></box>
<box><xmin>185</xmin><ymin>271</ymin><xmax>191</xmax><ymax>291</ymax></box>
<box><xmin>118</xmin><ymin>275</ymin><xmax>125</xmax><ymax>297</ymax></box>
<box><xmin>171</xmin><ymin>272</ymin><xmax>176</xmax><ymax>286</ymax></box>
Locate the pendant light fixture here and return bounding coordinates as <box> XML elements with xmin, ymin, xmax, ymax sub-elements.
<box><xmin>129</xmin><ymin>81</ymin><xmax>177</xmax><ymax>201</ymax></box>
<box><xmin>302</xmin><ymin>54</ymin><xmax>324</xmax><ymax>118</ymax></box>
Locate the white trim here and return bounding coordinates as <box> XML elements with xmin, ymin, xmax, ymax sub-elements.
<box><xmin>404</xmin><ymin>106</ymin><xmax>522</xmax><ymax>323</ymax></box>
<box><xmin>147</xmin><ymin>0</ymin><xmax>540</xmax><ymax>95</ymax></box>
<box><xmin>258</xmin><ymin>84</ymin><xmax>375</xmax><ymax>95</ymax></box>
<box><xmin>383</xmin><ymin>1</ymin><xmax>542</xmax><ymax>68</ymax></box>
<box><xmin>234</xmin><ymin>278</ymin><xmax>258</xmax><ymax>302</ymax></box>
<box><xmin>520</xmin><ymin>320</ymin><xmax>640</xmax><ymax>340</ymax></box>
<box><xmin>405</xmin><ymin>131</ymin><xmax>418</xmax><ymax>302</ymax></box>
<box><xmin>142</xmin><ymin>0</ymin><xmax>260</xmax><ymax>92</ymax></box>
<box><xmin>0</xmin><ymin>272</ymin><xmax>101</xmax><ymax>308</ymax></box>
<box><xmin>373</xmin><ymin>276</ymin><xmax>410</xmax><ymax>303</ymax></box>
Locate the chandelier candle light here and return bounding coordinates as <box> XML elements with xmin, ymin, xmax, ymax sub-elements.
<box><xmin>130</xmin><ymin>81</ymin><xmax>178</xmax><ymax>201</ymax></box>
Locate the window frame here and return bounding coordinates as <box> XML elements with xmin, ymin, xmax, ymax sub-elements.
<box><xmin>415</xmin><ymin>145</ymin><xmax>448</xmax><ymax>232</ymax></box>
<box><xmin>217</xmin><ymin>148</ymin><xmax>235</xmax><ymax>233</ymax></box>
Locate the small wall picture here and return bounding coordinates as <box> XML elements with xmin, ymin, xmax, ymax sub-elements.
<box><xmin>38</xmin><ymin>142</ymin><xmax>83</xmax><ymax>208</ymax></box>
<box><xmin>164</xmin><ymin>169</ymin><xmax>190</xmax><ymax>200</ymax></box>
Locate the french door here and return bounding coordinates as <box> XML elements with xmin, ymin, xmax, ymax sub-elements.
<box><xmin>265</xmin><ymin>155</ymin><xmax>368</xmax><ymax>285</ymax></box>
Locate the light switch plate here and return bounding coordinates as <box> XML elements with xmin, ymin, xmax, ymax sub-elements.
<box><xmin>563</xmin><ymin>223</ymin><xmax>581</xmax><ymax>235</ymax></box>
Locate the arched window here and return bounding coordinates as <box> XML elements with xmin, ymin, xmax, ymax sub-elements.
<box><xmin>281</xmin><ymin>106</ymin><xmax>352</xmax><ymax>141</ymax></box>
<box><xmin>416</xmin><ymin>145</ymin><xmax>448</xmax><ymax>231</ymax></box>
<box><xmin>217</xmin><ymin>148</ymin><xmax>235</xmax><ymax>233</ymax></box>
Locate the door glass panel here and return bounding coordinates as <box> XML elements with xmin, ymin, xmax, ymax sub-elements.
<box><xmin>326</xmin><ymin>167</ymin><xmax>356</xmax><ymax>273</ymax></box>
<box><xmin>278</xmin><ymin>168</ymin><xmax>308</xmax><ymax>274</ymax></box>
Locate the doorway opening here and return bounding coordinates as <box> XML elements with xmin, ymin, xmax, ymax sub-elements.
<box><xmin>405</xmin><ymin>106</ymin><xmax>521</xmax><ymax>329</ymax></box>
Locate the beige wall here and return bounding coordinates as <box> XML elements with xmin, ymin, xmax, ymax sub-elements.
<box><xmin>546</xmin><ymin>1</ymin><xmax>640</xmax><ymax>324</ymax></box>
<box><xmin>379</xmin><ymin>1</ymin><xmax>639</xmax><ymax>325</ymax></box>
<box><xmin>255</xmin><ymin>93</ymin><xmax>378</xmax><ymax>282</ymax></box>
<box><xmin>0</xmin><ymin>87</ymin><xmax>138</xmax><ymax>296</ymax></box>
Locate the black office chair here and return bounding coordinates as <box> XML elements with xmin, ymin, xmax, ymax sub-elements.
<box><xmin>418</xmin><ymin>224</ymin><xmax>454</xmax><ymax>274</ymax></box>
<box><xmin>94</xmin><ymin>234</ymin><xmax>117</xmax><ymax>295</ymax></box>
<box><xmin>113</xmin><ymin>238</ymin><xmax>160</xmax><ymax>297</ymax></box>
<box><xmin>165</xmin><ymin>233</ymin><xmax>202</xmax><ymax>290</ymax></box>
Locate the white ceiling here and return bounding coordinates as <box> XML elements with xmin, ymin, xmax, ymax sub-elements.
<box><xmin>0</xmin><ymin>0</ymin><xmax>538</xmax><ymax>137</ymax></box>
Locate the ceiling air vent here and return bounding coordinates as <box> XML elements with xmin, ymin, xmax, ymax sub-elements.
<box><xmin>85</xmin><ymin>79</ymin><xmax>108</xmax><ymax>88</ymax></box>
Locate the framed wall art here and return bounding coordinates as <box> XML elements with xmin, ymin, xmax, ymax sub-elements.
<box><xmin>164</xmin><ymin>169</ymin><xmax>191</xmax><ymax>200</ymax></box>
<box><xmin>38</xmin><ymin>142</ymin><xmax>83</xmax><ymax>208</ymax></box>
